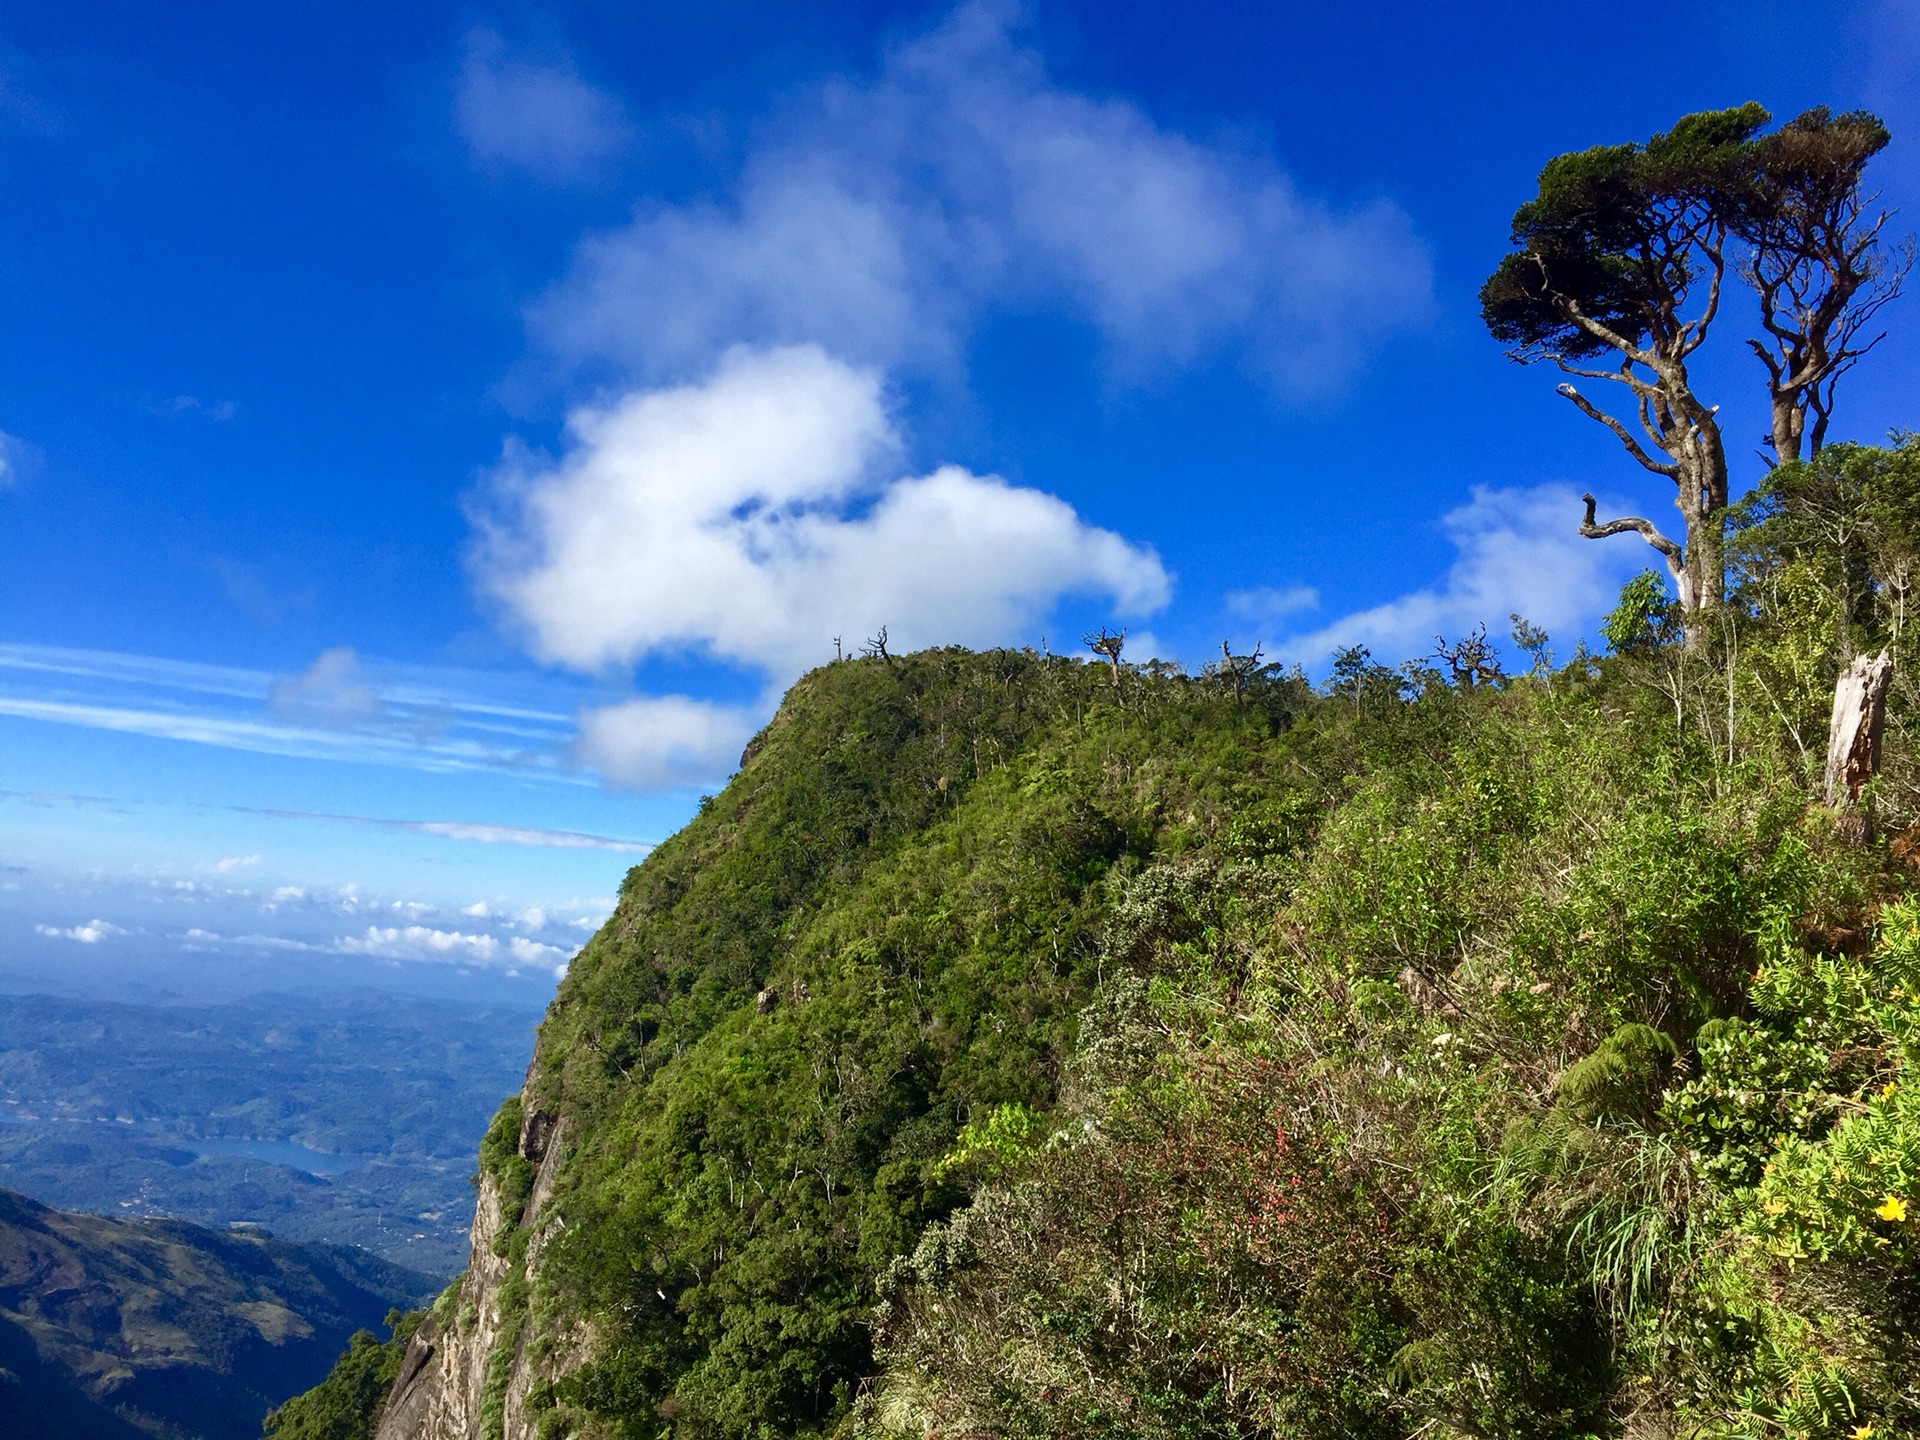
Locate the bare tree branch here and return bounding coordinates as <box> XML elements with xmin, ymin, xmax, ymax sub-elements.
<box><xmin>1557</xmin><ymin>385</ymin><xmax>1683</xmax><ymax>478</ymax></box>
<box><xmin>1580</xmin><ymin>494</ymin><xmax>1696</xmax><ymax>609</ymax></box>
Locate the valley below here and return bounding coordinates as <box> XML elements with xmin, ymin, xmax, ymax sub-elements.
<box><xmin>0</xmin><ymin>990</ymin><xmax>544</xmax><ymax>1277</ymax></box>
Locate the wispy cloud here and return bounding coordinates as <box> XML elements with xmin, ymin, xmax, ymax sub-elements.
<box><xmin>208</xmin><ymin>557</ymin><xmax>316</xmax><ymax>627</ymax></box>
<box><xmin>1269</xmin><ymin>485</ymin><xmax>1646</xmax><ymax>669</ymax></box>
<box><xmin>0</xmin><ymin>430</ymin><xmax>38</xmax><ymax>488</ymax></box>
<box><xmin>534</xmin><ymin>1</ymin><xmax>1431</xmax><ymax>393</ymax></box>
<box><xmin>155</xmin><ymin>394</ymin><xmax>237</xmax><ymax>421</ymax></box>
<box><xmin>453</xmin><ymin>28</ymin><xmax>633</xmax><ymax>182</ymax></box>
<box><xmin>236</xmin><ymin>806</ymin><xmax>654</xmax><ymax>854</ymax></box>
<box><xmin>0</xmin><ymin>641</ymin><xmax>595</xmax><ymax>782</ymax></box>
<box><xmin>267</xmin><ymin>647</ymin><xmax>383</xmax><ymax>724</ymax></box>
<box><xmin>1224</xmin><ymin>585</ymin><xmax>1320</xmax><ymax>632</ymax></box>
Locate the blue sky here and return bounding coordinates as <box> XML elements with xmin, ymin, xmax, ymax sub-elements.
<box><xmin>1</xmin><ymin>0</ymin><xmax>1916</xmax><ymax>998</ymax></box>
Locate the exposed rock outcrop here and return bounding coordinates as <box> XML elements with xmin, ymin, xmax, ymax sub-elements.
<box><xmin>377</xmin><ymin>1076</ymin><xmax>576</xmax><ymax>1440</ymax></box>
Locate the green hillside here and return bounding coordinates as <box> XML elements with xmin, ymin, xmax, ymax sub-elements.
<box><xmin>0</xmin><ymin>1186</ymin><xmax>432</xmax><ymax>1440</ymax></box>
<box><xmin>304</xmin><ymin>438</ymin><xmax>1920</xmax><ymax>1438</ymax></box>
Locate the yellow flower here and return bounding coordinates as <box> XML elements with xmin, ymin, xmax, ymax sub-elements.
<box><xmin>1850</xmin><ymin>1425</ymin><xmax>1873</xmax><ymax>1440</ymax></box>
<box><xmin>1882</xmin><ymin>1082</ymin><xmax>1899</xmax><ymax>1100</ymax></box>
<box><xmin>1875</xmin><ymin>1195</ymin><xmax>1907</xmax><ymax>1222</ymax></box>
<box><xmin>1762</xmin><ymin>1198</ymin><xmax>1788</xmax><ymax>1216</ymax></box>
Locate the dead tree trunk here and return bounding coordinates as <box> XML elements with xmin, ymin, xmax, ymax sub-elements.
<box><xmin>1823</xmin><ymin>649</ymin><xmax>1892</xmax><ymax>837</ymax></box>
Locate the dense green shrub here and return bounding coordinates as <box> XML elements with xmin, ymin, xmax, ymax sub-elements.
<box><xmin>281</xmin><ymin>441</ymin><xmax>1920</xmax><ymax>1440</ymax></box>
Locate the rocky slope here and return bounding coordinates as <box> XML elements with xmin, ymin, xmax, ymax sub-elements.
<box><xmin>374</xmin><ymin>1086</ymin><xmax>574</xmax><ymax>1440</ymax></box>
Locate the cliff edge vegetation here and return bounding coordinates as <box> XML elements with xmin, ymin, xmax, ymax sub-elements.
<box><xmin>295</xmin><ymin>437</ymin><xmax>1920</xmax><ymax>1438</ymax></box>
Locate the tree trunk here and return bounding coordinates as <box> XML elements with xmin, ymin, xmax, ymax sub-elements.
<box><xmin>1823</xmin><ymin>649</ymin><xmax>1893</xmax><ymax>837</ymax></box>
<box><xmin>1769</xmin><ymin>391</ymin><xmax>1806</xmax><ymax>464</ymax></box>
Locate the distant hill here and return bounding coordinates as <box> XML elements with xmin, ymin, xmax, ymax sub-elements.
<box><xmin>0</xmin><ymin>1186</ymin><xmax>434</xmax><ymax>1440</ymax></box>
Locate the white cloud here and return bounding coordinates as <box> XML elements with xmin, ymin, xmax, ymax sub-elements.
<box><xmin>238</xmin><ymin>805</ymin><xmax>651</xmax><ymax>852</ymax></box>
<box><xmin>531</xmin><ymin>1</ymin><xmax>1429</xmax><ymax>393</ymax></box>
<box><xmin>403</xmin><ymin>819</ymin><xmax>652</xmax><ymax>852</ymax></box>
<box><xmin>212</xmin><ymin>854</ymin><xmax>261</xmax><ymax>873</ymax></box>
<box><xmin>573</xmin><ymin>696</ymin><xmax>759</xmax><ymax>792</ymax></box>
<box><xmin>339</xmin><ymin>923</ymin><xmax>504</xmax><ymax>964</ymax></box>
<box><xmin>1271</xmin><ymin>485</ymin><xmax>1647</xmax><ymax>668</ymax></box>
<box><xmin>36</xmin><ymin>918</ymin><xmax>126</xmax><ymax>944</ymax></box>
<box><xmin>475</xmin><ymin>344</ymin><xmax>1168</xmax><ymax>678</ymax></box>
<box><xmin>0</xmin><ymin>641</ymin><xmax>592</xmax><ymax>781</ymax></box>
<box><xmin>453</xmin><ymin>28</ymin><xmax>631</xmax><ymax>181</ymax></box>
<box><xmin>332</xmin><ymin>922</ymin><xmax>572</xmax><ymax>969</ymax></box>
<box><xmin>268</xmin><ymin>647</ymin><xmax>382</xmax><ymax>724</ymax></box>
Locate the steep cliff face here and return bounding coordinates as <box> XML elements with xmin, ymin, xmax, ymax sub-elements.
<box><xmin>377</xmin><ymin>1082</ymin><xmax>574</xmax><ymax>1440</ymax></box>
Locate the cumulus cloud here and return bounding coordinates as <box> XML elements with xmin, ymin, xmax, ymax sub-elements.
<box><xmin>574</xmin><ymin>696</ymin><xmax>759</xmax><ymax>791</ymax></box>
<box><xmin>453</xmin><ymin>28</ymin><xmax>632</xmax><ymax>181</ymax></box>
<box><xmin>532</xmin><ymin>0</ymin><xmax>1430</xmax><ymax>393</ymax></box>
<box><xmin>211</xmin><ymin>854</ymin><xmax>261</xmax><ymax>873</ymax></box>
<box><xmin>36</xmin><ymin>918</ymin><xmax>126</xmax><ymax>944</ymax></box>
<box><xmin>475</xmin><ymin>344</ymin><xmax>1169</xmax><ymax>679</ymax></box>
<box><xmin>1271</xmin><ymin>485</ymin><xmax>1648</xmax><ymax>669</ymax></box>
<box><xmin>267</xmin><ymin>648</ymin><xmax>382</xmax><ymax>724</ymax></box>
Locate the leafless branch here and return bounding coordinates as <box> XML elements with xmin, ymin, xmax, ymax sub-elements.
<box><xmin>1557</xmin><ymin>385</ymin><xmax>1682</xmax><ymax>479</ymax></box>
<box><xmin>1580</xmin><ymin>494</ymin><xmax>1695</xmax><ymax>609</ymax></box>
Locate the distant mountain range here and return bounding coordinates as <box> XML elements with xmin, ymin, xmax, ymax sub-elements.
<box><xmin>0</xmin><ymin>1185</ymin><xmax>433</xmax><ymax>1440</ymax></box>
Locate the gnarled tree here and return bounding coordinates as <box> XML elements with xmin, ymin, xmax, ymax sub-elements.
<box><xmin>1482</xmin><ymin>105</ymin><xmax>1768</xmax><ymax>615</ymax></box>
<box><xmin>1735</xmin><ymin>108</ymin><xmax>1908</xmax><ymax>463</ymax></box>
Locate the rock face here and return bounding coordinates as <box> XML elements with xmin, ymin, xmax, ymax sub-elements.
<box><xmin>377</xmin><ymin>1075</ymin><xmax>575</xmax><ymax>1440</ymax></box>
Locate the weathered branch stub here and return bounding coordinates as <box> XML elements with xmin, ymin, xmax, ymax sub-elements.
<box><xmin>1823</xmin><ymin>649</ymin><xmax>1893</xmax><ymax>814</ymax></box>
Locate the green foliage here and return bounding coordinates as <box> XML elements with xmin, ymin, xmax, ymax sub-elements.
<box><xmin>1480</xmin><ymin>104</ymin><xmax>1769</xmax><ymax>356</ymax></box>
<box><xmin>263</xmin><ymin>1310</ymin><xmax>423</xmax><ymax>1440</ymax></box>
<box><xmin>1556</xmin><ymin>1023</ymin><xmax>1679</xmax><ymax>1124</ymax></box>
<box><xmin>1601</xmin><ymin>571</ymin><xmax>1682</xmax><ymax>654</ymax></box>
<box><xmin>930</xmin><ymin>1102</ymin><xmax>1045</xmax><ymax>1184</ymax></box>
<box><xmin>306</xmin><ymin>458</ymin><xmax>1920</xmax><ymax>1439</ymax></box>
<box><xmin>477</xmin><ymin>1095</ymin><xmax>534</xmax><ymax>1242</ymax></box>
